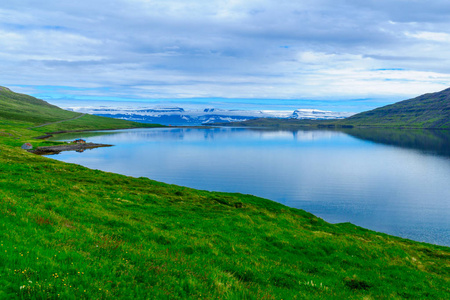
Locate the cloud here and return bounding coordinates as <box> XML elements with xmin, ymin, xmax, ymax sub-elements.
<box><xmin>345</xmin><ymin>0</ymin><xmax>450</xmax><ymax>23</ymax></box>
<box><xmin>406</xmin><ymin>31</ymin><xmax>450</xmax><ymax>42</ymax></box>
<box><xmin>1</xmin><ymin>0</ymin><xmax>450</xmax><ymax>107</ymax></box>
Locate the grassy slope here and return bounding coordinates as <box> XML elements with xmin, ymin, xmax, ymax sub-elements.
<box><xmin>340</xmin><ymin>88</ymin><xmax>450</xmax><ymax>129</ymax></box>
<box><xmin>0</xmin><ymin>87</ymin><xmax>449</xmax><ymax>299</ymax></box>
<box><xmin>0</xmin><ymin>86</ymin><xmax>162</xmax><ymax>135</ymax></box>
<box><xmin>0</xmin><ymin>87</ymin><xmax>78</xmax><ymax>124</ymax></box>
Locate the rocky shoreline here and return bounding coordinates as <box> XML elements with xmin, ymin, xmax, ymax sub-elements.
<box><xmin>29</xmin><ymin>143</ymin><xmax>112</xmax><ymax>155</ymax></box>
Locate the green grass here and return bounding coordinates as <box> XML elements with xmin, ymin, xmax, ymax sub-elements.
<box><xmin>1</xmin><ymin>141</ymin><xmax>449</xmax><ymax>299</ymax></box>
<box><xmin>0</xmin><ymin>86</ymin><xmax>449</xmax><ymax>298</ymax></box>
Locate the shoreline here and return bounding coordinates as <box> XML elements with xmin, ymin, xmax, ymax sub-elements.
<box><xmin>29</xmin><ymin>142</ymin><xmax>113</xmax><ymax>155</ymax></box>
<box><xmin>36</xmin><ymin>126</ymin><xmax>450</xmax><ymax>247</ymax></box>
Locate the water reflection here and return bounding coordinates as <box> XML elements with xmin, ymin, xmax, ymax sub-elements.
<box><xmin>343</xmin><ymin>128</ymin><xmax>450</xmax><ymax>158</ymax></box>
<box><xmin>48</xmin><ymin>127</ymin><xmax>450</xmax><ymax>246</ymax></box>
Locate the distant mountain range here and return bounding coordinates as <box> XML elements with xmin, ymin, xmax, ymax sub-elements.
<box><xmin>64</xmin><ymin>106</ymin><xmax>354</xmax><ymax>125</ymax></box>
<box><xmin>3</xmin><ymin>84</ymin><xmax>449</xmax><ymax>129</ymax></box>
<box><xmin>0</xmin><ymin>86</ymin><xmax>353</xmax><ymax>126</ymax></box>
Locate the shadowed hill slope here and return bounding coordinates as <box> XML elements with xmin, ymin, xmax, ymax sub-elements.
<box><xmin>341</xmin><ymin>88</ymin><xmax>450</xmax><ymax>129</ymax></box>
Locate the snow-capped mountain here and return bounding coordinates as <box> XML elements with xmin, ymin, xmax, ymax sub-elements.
<box><xmin>64</xmin><ymin>105</ymin><xmax>354</xmax><ymax>125</ymax></box>
<box><xmin>291</xmin><ymin>109</ymin><xmax>354</xmax><ymax>120</ymax></box>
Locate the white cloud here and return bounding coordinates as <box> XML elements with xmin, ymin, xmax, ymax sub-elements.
<box><xmin>0</xmin><ymin>30</ymin><xmax>27</xmax><ymax>51</ymax></box>
<box><xmin>1</xmin><ymin>0</ymin><xmax>450</xmax><ymax>108</ymax></box>
<box><xmin>406</xmin><ymin>31</ymin><xmax>450</xmax><ymax>42</ymax></box>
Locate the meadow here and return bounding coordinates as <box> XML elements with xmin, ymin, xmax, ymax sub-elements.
<box><xmin>0</xmin><ymin>87</ymin><xmax>449</xmax><ymax>299</ymax></box>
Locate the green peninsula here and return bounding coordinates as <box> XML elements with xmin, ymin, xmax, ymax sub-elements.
<box><xmin>0</xmin><ymin>87</ymin><xmax>449</xmax><ymax>299</ymax></box>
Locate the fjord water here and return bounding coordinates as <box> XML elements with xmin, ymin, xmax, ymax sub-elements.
<box><xmin>49</xmin><ymin>128</ymin><xmax>450</xmax><ymax>246</ymax></box>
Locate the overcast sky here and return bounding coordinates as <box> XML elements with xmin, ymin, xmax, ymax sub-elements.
<box><xmin>2</xmin><ymin>0</ymin><xmax>450</xmax><ymax>111</ymax></box>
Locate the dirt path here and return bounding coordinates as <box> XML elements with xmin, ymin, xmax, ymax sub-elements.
<box><xmin>28</xmin><ymin>113</ymin><xmax>87</xmax><ymax>129</ymax></box>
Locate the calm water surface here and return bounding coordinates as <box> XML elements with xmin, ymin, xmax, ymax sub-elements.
<box><xmin>48</xmin><ymin>127</ymin><xmax>450</xmax><ymax>246</ymax></box>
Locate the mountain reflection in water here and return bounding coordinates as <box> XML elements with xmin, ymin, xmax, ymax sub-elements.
<box><xmin>343</xmin><ymin>128</ymin><xmax>450</xmax><ymax>158</ymax></box>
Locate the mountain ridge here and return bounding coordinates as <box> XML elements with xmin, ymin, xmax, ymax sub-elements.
<box><xmin>65</xmin><ymin>105</ymin><xmax>353</xmax><ymax>126</ymax></box>
<box><xmin>341</xmin><ymin>87</ymin><xmax>450</xmax><ymax>128</ymax></box>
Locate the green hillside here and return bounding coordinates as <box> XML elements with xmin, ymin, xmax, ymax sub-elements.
<box><xmin>341</xmin><ymin>88</ymin><xmax>450</xmax><ymax>128</ymax></box>
<box><xmin>0</xmin><ymin>86</ymin><xmax>79</xmax><ymax>124</ymax></box>
<box><xmin>0</xmin><ymin>86</ymin><xmax>162</xmax><ymax>133</ymax></box>
<box><xmin>0</xmin><ymin>87</ymin><xmax>449</xmax><ymax>299</ymax></box>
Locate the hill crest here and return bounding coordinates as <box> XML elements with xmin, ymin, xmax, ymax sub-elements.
<box><xmin>0</xmin><ymin>86</ymin><xmax>12</xmax><ymax>92</ymax></box>
<box><xmin>343</xmin><ymin>87</ymin><xmax>450</xmax><ymax>128</ymax></box>
<box><xmin>0</xmin><ymin>86</ymin><xmax>79</xmax><ymax>124</ymax></box>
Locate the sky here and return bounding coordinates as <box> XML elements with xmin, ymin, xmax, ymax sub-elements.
<box><xmin>2</xmin><ymin>0</ymin><xmax>450</xmax><ymax>112</ymax></box>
